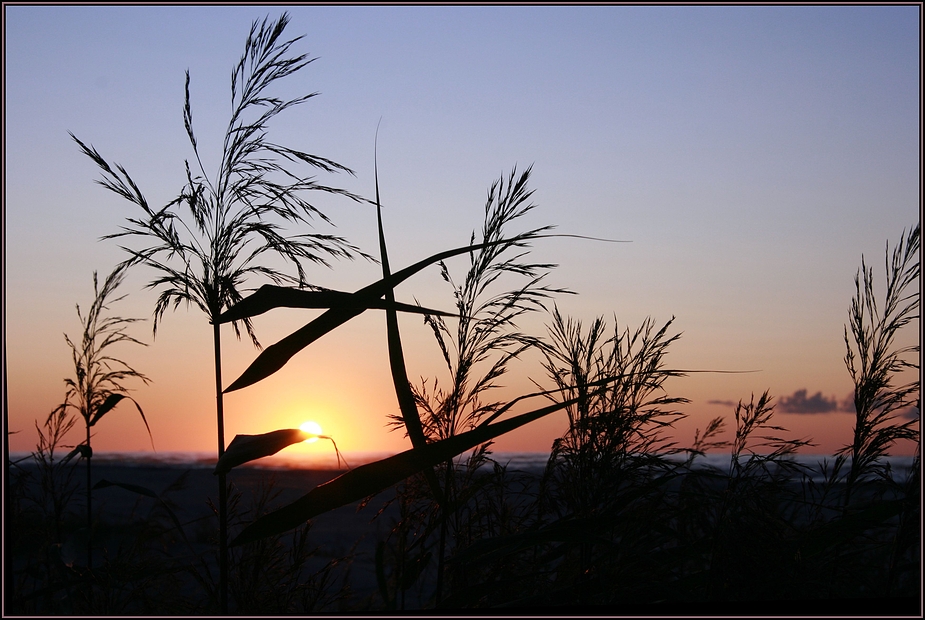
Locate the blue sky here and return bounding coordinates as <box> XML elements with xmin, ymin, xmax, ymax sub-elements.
<box><xmin>5</xmin><ymin>5</ymin><xmax>920</xmax><ymax>455</ymax></box>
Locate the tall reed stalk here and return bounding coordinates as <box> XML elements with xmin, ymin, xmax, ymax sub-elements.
<box><xmin>841</xmin><ymin>223</ymin><xmax>920</xmax><ymax>506</ymax></box>
<box><xmin>71</xmin><ymin>13</ymin><xmax>367</xmax><ymax>612</ymax></box>
<box><xmin>539</xmin><ymin>309</ymin><xmax>687</xmax><ymax>512</ymax></box>
<box><xmin>536</xmin><ymin>310</ymin><xmax>687</xmax><ymax>602</ymax></box>
<box><xmin>57</xmin><ymin>265</ymin><xmax>151</xmax><ymax>575</ymax></box>
<box><xmin>405</xmin><ymin>165</ymin><xmax>563</xmax><ymax>602</ymax></box>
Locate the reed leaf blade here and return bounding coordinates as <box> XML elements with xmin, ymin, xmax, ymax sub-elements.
<box><xmin>217</xmin><ymin>284</ymin><xmax>456</xmax><ymax>323</ymax></box>
<box><xmin>90</xmin><ymin>393</ymin><xmax>126</xmax><ymax>424</ymax></box>
<box><xmin>223</xmin><ymin>236</ymin><xmax>563</xmax><ymax>393</ymax></box>
<box><xmin>373</xmin><ymin>142</ymin><xmax>442</xmax><ymax>500</ymax></box>
<box><xmin>214</xmin><ymin>428</ymin><xmax>309</xmax><ymax>475</ymax></box>
<box><xmin>231</xmin><ymin>394</ymin><xmax>583</xmax><ymax>546</ymax></box>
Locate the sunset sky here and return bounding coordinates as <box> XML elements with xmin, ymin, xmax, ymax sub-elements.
<box><xmin>5</xmin><ymin>5</ymin><xmax>920</xmax><ymax>460</ymax></box>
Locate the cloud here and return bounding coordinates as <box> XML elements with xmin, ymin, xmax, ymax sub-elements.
<box><xmin>711</xmin><ymin>390</ymin><xmax>916</xmax><ymax>417</ymax></box>
<box><xmin>778</xmin><ymin>389</ymin><xmax>847</xmax><ymax>414</ymax></box>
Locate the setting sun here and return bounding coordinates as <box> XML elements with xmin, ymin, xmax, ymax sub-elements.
<box><xmin>300</xmin><ymin>420</ymin><xmax>323</xmax><ymax>443</ymax></box>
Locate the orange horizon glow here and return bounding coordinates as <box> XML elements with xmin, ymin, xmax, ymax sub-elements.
<box><xmin>6</xmin><ymin>301</ymin><xmax>919</xmax><ymax>459</ymax></box>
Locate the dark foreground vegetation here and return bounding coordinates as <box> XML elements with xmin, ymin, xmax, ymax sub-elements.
<box><xmin>5</xmin><ymin>436</ymin><xmax>920</xmax><ymax>615</ymax></box>
<box><xmin>5</xmin><ymin>13</ymin><xmax>919</xmax><ymax>615</ymax></box>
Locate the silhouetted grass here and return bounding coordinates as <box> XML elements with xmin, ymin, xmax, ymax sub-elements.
<box><xmin>9</xmin><ymin>197</ymin><xmax>918</xmax><ymax>616</ymax></box>
<box><xmin>7</xmin><ymin>7</ymin><xmax>919</xmax><ymax>606</ymax></box>
<box><xmin>10</xmin><ymin>198</ymin><xmax>919</xmax><ymax>617</ymax></box>
<box><xmin>70</xmin><ymin>13</ymin><xmax>369</xmax><ymax>612</ymax></box>
<box><xmin>55</xmin><ymin>265</ymin><xmax>151</xmax><ymax>579</ymax></box>
<box><xmin>841</xmin><ymin>223</ymin><xmax>920</xmax><ymax>504</ymax></box>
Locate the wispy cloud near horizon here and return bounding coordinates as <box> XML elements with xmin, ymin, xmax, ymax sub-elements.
<box><xmin>777</xmin><ymin>389</ymin><xmax>852</xmax><ymax>414</ymax></box>
<box><xmin>709</xmin><ymin>389</ymin><xmax>859</xmax><ymax>414</ymax></box>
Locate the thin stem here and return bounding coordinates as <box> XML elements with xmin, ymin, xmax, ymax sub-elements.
<box><xmin>435</xmin><ymin>460</ymin><xmax>452</xmax><ymax>606</ymax></box>
<box><xmin>215</xmin><ymin>320</ymin><xmax>225</xmax><ymax>458</ymax></box>
<box><xmin>85</xmin><ymin>417</ymin><xmax>93</xmax><ymax>610</ymax></box>
<box><xmin>214</xmin><ymin>320</ymin><xmax>229</xmax><ymax>614</ymax></box>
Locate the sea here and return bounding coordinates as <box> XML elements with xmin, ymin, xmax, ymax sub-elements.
<box><xmin>9</xmin><ymin>450</ymin><xmax>919</xmax><ymax>484</ymax></box>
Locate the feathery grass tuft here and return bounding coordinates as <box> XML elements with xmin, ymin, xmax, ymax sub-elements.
<box><xmin>841</xmin><ymin>222</ymin><xmax>920</xmax><ymax>502</ymax></box>
<box><xmin>70</xmin><ymin>13</ymin><xmax>370</xmax><ymax>612</ymax></box>
<box><xmin>56</xmin><ymin>265</ymin><xmax>151</xmax><ymax>573</ymax></box>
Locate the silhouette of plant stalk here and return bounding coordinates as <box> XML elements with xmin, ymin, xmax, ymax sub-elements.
<box><xmin>706</xmin><ymin>391</ymin><xmax>811</xmax><ymax>599</ymax></box>
<box><xmin>33</xmin><ymin>407</ymin><xmax>80</xmax><ymax>545</ymax></box>
<box><xmin>435</xmin><ymin>310</ymin><xmax>693</xmax><ymax>607</ymax></box>
<box><xmin>840</xmin><ymin>222</ymin><xmax>920</xmax><ymax>506</ymax></box>
<box><xmin>71</xmin><ymin>13</ymin><xmax>367</xmax><ymax>612</ymax></box>
<box><xmin>536</xmin><ymin>310</ymin><xmax>687</xmax><ymax>600</ymax></box>
<box><xmin>55</xmin><ymin>265</ymin><xmax>151</xmax><ymax>575</ymax></box>
<box><xmin>539</xmin><ymin>309</ymin><xmax>688</xmax><ymax>507</ymax></box>
<box><xmin>410</xmin><ymin>166</ymin><xmax>564</xmax><ymax>442</ymax></box>
<box><xmin>17</xmin><ymin>408</ymin><xmax>81</xmax><ymax>613</ymax></box>
<box><xmin>399</xmin><ymin>165</ymin><xmax>565</xmax><ymax>603</ymax></box>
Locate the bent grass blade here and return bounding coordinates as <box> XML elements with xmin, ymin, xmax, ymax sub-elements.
<box><xmin>373</xmin><ymin>138</ymin><xmax>442</xmax><ymax>500</ymax></box>
<box><xmin>88</xmin><ymin>393</ymin><xmax>155</xmax><ymax>450</ymax></box>
<box><xmin>231</xmin><ymin>392</ymin><xmax>588</xmax><ymax>546</ymax></box>
<box><xmin>217</xmin><ymin>284</ymin><xmax>458</xmax><ymax>324</ymax></box>
<box><xmin>230</xmin><ymin>363</ymin><xmax>753</xmax><ymax>546</ymax></box>
<box><xmin>214</xmin><ymin>428</ymin><xmax>310</xmax><ymax>475</ymax></box>
<box><xmin>223</xmin><ymin>234</ymin><xmax>598</xmax><ymax>393</ymax></box>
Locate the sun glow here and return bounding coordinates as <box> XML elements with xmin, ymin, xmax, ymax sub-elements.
<box><xmin>300</xmin><ymin>420</ymin><xmax>323</xmax><ymax>443</ymax></box>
